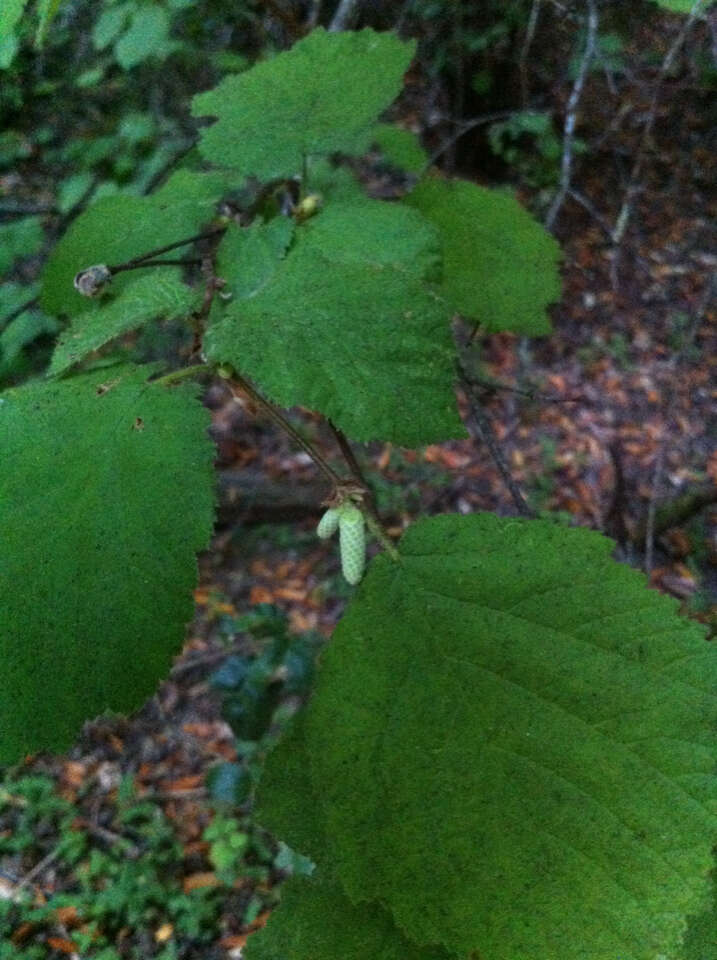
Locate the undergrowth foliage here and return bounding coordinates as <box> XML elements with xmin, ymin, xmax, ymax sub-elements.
<box><xmin>1</xmin><ymin>24</ymin><xmax>715</xmax><ymax>960</ymax></box>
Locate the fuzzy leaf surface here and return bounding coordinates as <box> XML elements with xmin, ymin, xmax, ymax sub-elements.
<box><xmin>49</xmin><ymin>270</ymin><xmax>197</xmax><ymax>375</ymax></box>
<box><xmin>191</xmin><ymin>28</ymin><xmax>415</xmax><ymax>180</ymax></box>
<box><xmin>205</xmin><ymin>205</ymin><xmax>464</xmax><ymax>444</ymax></box>
<box><xmin>285</xmin><ymin>513</ymin><xmax>717</xmax><ymax>960</ymax></box>
<box><xmin>41</xmin><ymin>173</ymin><xmax>230</xmax><ymax>317</ymax></box>
<box><xmin>215</xmin><ymin>218</ymin><xmax>294</xmax><ymax>300</ymax></box>
<box><xmin>244</xmin><ymin>876</ymin><xmax>453</xmax><ymax>960</ymax></box>
<box><xmin>405</xmin><ymin>177</ymin><xmax>561</xmax><ymax>334</ymax></box>
<box><xmin>372</xmin><ymin>123</ymin><xmax>428</xmax><ymax>174</ymax></box>
<box><xmin>0</xmin><ymin>364</ymin><xmax>215</xmax><ymax>763</ymax></box>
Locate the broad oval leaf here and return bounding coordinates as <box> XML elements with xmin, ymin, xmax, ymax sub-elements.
<box><xmin>205</xmin><ymin>230</ymin><xmax>464</xmax><ymax>445</ymax></box>
<box><xmin>49</xmin><ymin>270</ymin><xmax>198</xmax><ymax>375</ymax></box>
<box><xmin>260</xmin><ymin>513</ymin><xmax>717</xmax><ymax>960</ymax></box>
<box><xmin>0</xmin><ymin>364</ymin><xmax>215</xmax><ymax>763</ymax></box>
<box><xmin>191</xmin><ymin>28</ymin><xmax>415</xmax><ymax>181</ymax></box>
<box><xmin>405</xmin><ymin>177</ymin><xmax>562</xmax><ymax>335</ymax></box>
<box><xmin>244</xmin><ymin>876</ymin><xmax>452</xmax><ymax>960</ymax></box>
<box><xmin>216</xmin><ymin>218</ymin><xmax>294</xmax><ymax>301</ymax></box>
<box><xmin>41</xmin><ymin>172</ymin><xmax>232</xmax><ymax>318</ymax></box>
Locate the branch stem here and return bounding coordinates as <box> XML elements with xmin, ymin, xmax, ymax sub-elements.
<box><xmin>329</xmin><ymin>422</ymin><xmax>400</xmax><ymax>561</ymax></box>
<box><xmin>152</xmin><ymin>364</ymin><xmax>211</xmax><ymax>387</ymax></box>
<box><xmin>226</xmin><ymin>374</ymin><xmax>343</xmax><ymax>487</ymax></box>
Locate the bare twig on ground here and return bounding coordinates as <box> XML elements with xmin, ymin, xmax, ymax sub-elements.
<box><xmin>459</xmin><ymin>361</ymin><xmax>536</xmax><ymax>518</ymax></box>
<box><xmin>643</xmin><ymin>278</ymin><xmax>713</xmax><ymax>574</ymax></box>
<box><xmin>519</xmin><ymin>0</ymin><xmax>542</xmax><ymax>107</ymax></box>
<box><xmin>329</xmin><ymin>0</ymin><xmax>361</xmax><ymax>31</ymax></box>
<box><xmin>611</xmin><ymin>0</ymin><xmax>707</xmax><ymax>248</ymax></box>
<box><xmin>422</xmin><ymin>112</ymin><xmax>515</xmax><ymax>174</ymax></box>
<box><xmin>545</xmin><ymin>0</ymin><xmax>599</xmax><ymax>231</ymax></box>
<box><xmin>566</xmin><ymin>188</ymin><xmax>614</xmax><ymax>238</ymax></box>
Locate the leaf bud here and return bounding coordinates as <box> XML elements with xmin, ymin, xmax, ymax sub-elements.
<box><xmin>294</xmin><ymin>193</ymin><xmax>322</xmax><ymax>223</ymax></box>
<box><xmin>73</xmin><ymin>264</ymin><xmax>112</xmax><ymax>298</ymax></box>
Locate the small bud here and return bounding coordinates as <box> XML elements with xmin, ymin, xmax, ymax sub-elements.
<box><xmin>317</xmin><ymin>507</ymin><xmax>340</xmax><ymax>540</ymax></box>
<box><xmin>73</xmin><ymin>264</ymin><xmax>112</xmax><ymax>298</ymax></box>
<box><xmin>216</xmin><ymin>364</ymin><xmax>235</xmax><ymax>379</ymax></box>
<box><xmin>294</xmin><ymin>193</ymin><xmax>322</xmax><ymax>223</ymax></box>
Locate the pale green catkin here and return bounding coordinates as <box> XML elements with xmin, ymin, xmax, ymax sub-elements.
<box><xmin>338</xmin><ymin>505</ymin><xmax>365</xmax><ymax>585</ymax></box>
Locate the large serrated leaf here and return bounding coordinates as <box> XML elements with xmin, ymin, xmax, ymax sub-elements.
<box><xmin>41</xmin><ymin>173</ymin><xmax>231</xmax><ymax>318</ymax></box>
<box><xmin>682</xmin><ymin>858</ymin><xmax>717</xmax><ymax>960</ymax></box>
<box><xmin>191</xmin><ymin>28</ymin><xmax>415</xmax><ymax>181</ymax></box>
<box><xmin>372</xmin><ymin>122</ymin><xmax>428</xmax><ymax>174</ymax></box>
<box><xmin>216</xmin><ymin>218</ymin><xmax>294</xmax><ymax>301</ymax></box>
<box><xmin>205</xmin><ymin>208</ymin><xmax>464</xmax><ymax>445</ymax></box>
<box><xmin>244</xmin><ymin>876</ymin><xmax>453</xmax><ymax>960</ymax></box>
<box><xmin>259</xmin><ymin>513</ymin><xmax>717</xmax><ymax>960</ymax></box>
<box><xmin>48</xmin><ymin>270</ymin><xmax>197</xmax><ymax>375</ymax></box>
<box><xmin>405</xmin><ymin>177</ymin><xmax>561</xmax><ymax>335</ymax></box>
<box><xmin>0</xmin><ymin>364</ymin><xmax>215</xmax><ymax>763</ymax></box>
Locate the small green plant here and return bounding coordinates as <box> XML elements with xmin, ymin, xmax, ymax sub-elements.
<box><xmin>0</xmin><ymin>771</ymin><xmax>272</xmax><ymax>956</ymax></box>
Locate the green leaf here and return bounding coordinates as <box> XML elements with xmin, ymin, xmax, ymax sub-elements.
<box><xmin>205</xmin><ymin>203</ymin><xmax>464</xmax><ymax>445</ymax></box>
<box><xmin>92</xmin><ymin>3</ymin><xmax>132</xmax><ymax>51</ymax></box>
<box><xmin>41</xmin><ymin>176</ymin><xmax>228</xmax><ymax>317</ymax></box>
<box><xmin>114</xmin><ymin>4</ymin><xmax>172</xmax><ymax>69</ymax></box>
<box><xmin>0</xmin><ymin>364</ymin><xmax>215</xmax><ymax>763</ymax></box>
<box><xmin>0</xmin><ymin>217</ymin><xmax>44</xmax><ymax>274</ymax></box>
<box><xmin>405</xmin><ymin>177</ymin><xmax>562</xmax><ymax>335</ymax></box>
<box><xmin>256</xmin><ymin>714</ymin><xmax>330</xmax><ymax>871</ymax></box>
<box><xmin>653</xmin><ymin>0</ymin><xmax>714</xmax><ymax>11</ymax></box>
<box><xmin>0</xmin><ymin>0</ymin><xmax>28</xmax><ymax>38</ymax></box>
<box><xmin>299</xmin><ymin>198</ymin><xmax>440</xmax><ymax>277</ymax></box>
<box><xmin>34</xmin><ymin>0</ymin><xmax>64</xmax><ymax>46</ymax></box>
<box><xmin>244</xmin><ymin>877</ymin><xmax>453</xmax><ymax>960</ymax></box>
<box><xmin>0</xmin><ymin>305</ymin><xmax>59</xmax><ymax>382</ymax></box>
<box><xmin>192</xmin><ymin>28</ymin><xmax>415</xmax><ymax>180</ymax></box>
<box><xmin>682</xmin><ymin>858</ymin><xmax>717</xmax><ymax>960</ymax></box>
<box><xmin>0</xmin><ymin>32</ymin><xmax>19</xmax><ymax>68</ymax></box>
<box><xmin>57</xmin><ymin>171</ymin><xmax>95</xmax><ymax>214</ymax></box>
<box><xmin>372</xmin><ymin>123</ymin><xmax>428</xmax><ymax>174</ymax></box>
<box><xmin>216</xmin><ymin>218</ymin><xmax>294</xmax><ymax>300</ymax></box>
<box><xmin>261</xmin><ymin>513</ymin><xmax>717</xmax><ymax>960</ymax></box>
<box><xmin>48</xmin><ymin>270</ymin><xmax>197</xmax><ymax>375</ymax></box>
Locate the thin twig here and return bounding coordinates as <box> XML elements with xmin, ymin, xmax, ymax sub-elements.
<box><xmin>72</xmin><ymin>818</ymin><xmax>141</xmax><ymax>858</ymax></box>
<box><xmin>611</xmin><ymin>0</ymin><xmax>706</xmax><ymax>246</ymax></box>
<box><xmin>328</xmin><ymin>422</ymin><xmax>400</xmax><ymax>559</ymax></box>
<box><xmin>459</xmin><ymin>362</ymin><xmax>535</xmax><ymax>517</ymax></box>
<box><xmin>114</xmin><ymin>257</ymin><xmax>204</xmax><ymax>271</ymax></box>
<box><xmin>152</xmin><ymin>363</ymin><xmax>211</xmax><ymax>387</ymax></box>
<box><xmin>545</xmin><ymin>0</ymin><xmax>599</xmax><ymax>231</ymax></box>
<box><xmin>466</xmin><ymin>371</ymin><xmax>586</xmax><ymax>405</ymax></box>
<box><xmin>643</xmin><ymin>278</ymin><xmax>713</xmax><ymax>574</ymax></box>
<box><xmin>225</xmin><ymin>375</ymin><xmax>344</xmax><ymax>488</ymax></box>
<box><xmin>142</xmin><ymin>139</ymin><xmax>197</xmax><ymax>196</ymax></box>
<box><xmin>519</xmin><ymin>0</ymin><xmax>542</xmax><ymax>107</ymax></box>
<box><xmin>306</xmin><ymin>0</ymin><xmax>323</xmax><ymax>29</ymax></box>
<box><xmin>329</xmin><ymin>0</ymin><xmax>361</xmax><ymax>31</ymax></box>
<box><xmin>108</xmin><ymin>228</ymin><xmax>226</xmax><ymax>274</ymax></box>
<box><xmin>566</xmin><ymin>188</ymin><xmax>613</xmax><ymax>238</ymax></box>
<box><xmin>15</xmin><ymin>846</ymin><xmax>63</xmax><ymax>893</ymax></box>
<box><xmin>421</xmin><ymin>112</ymin><xmax>516</xmax><ymax>176</ymax></box>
